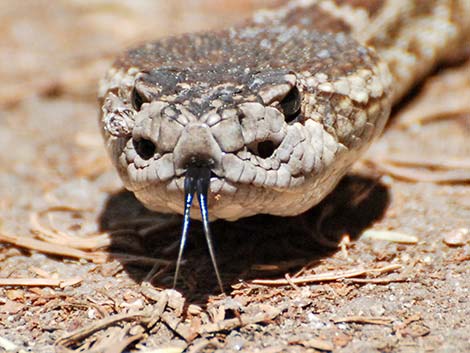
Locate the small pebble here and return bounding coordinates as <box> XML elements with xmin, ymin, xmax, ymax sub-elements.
<box><xmin>87</xmin><ymin>308</ymin><xmax>96</xmax><ymax>319</ymax></box>
<box><xmin>443</xmin><ymin>228</ymin><xmax>469</xmax><ymax>247</ymax></box>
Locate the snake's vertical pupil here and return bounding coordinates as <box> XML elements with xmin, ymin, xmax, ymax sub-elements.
<box><xmin>280</xmin><ymin>86</ymin><xmax>301</xmax><ymax>123</ymax></box>
<box><xmin>131</xmin><ymin>88</ymin><xmax>146</xmax><ymax>111</ymax></box>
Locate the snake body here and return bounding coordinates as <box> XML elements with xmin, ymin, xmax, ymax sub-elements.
<box><xmin>99</xmin><ymin>0</ymin><xmax>470</xmax><ymax>221</ymax></box>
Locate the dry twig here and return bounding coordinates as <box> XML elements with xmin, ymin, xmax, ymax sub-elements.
<box><xmin>0</xmin><ymin>277</ymin><xmax>82</xmax><ymax>288</ymax></box>
<box><xmin>368</xmin><ymin>160</ymin><xmax>470</xmax><ymax>183</ymax></box>
<box><xmin>333</xmin><ymin>316</ymin><xmax>394</xmax><ymax>325</ymax></box>
<box><xmin>0</xmin><ymin>231</ymin><xmax>108</xmax><ymax>263</ymax></box>
<box><xmin>251</xmin><ymin>264</ymin><xmax>402</xmax><ymax>286</ymax></box>
<box><xmin>55</xmin><ymin>311</ymin><xmax>149</xmax><ymax>347</ymax></box>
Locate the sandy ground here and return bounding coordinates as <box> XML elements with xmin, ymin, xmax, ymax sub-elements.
<box><xmin>0</xmin><ymin>1</ymin><xmax>469</xmax><ymax>352</ymax></box>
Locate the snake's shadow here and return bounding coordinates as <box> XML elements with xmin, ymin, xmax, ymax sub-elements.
<box><xmin>99</xmin><ymin>174</ymin><xmax>389</xmax><ymax>300</ymax></box>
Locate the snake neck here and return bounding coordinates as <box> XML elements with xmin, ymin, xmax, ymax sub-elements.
<box><xmin>248</xmin><ymin>0</ymin><xmax>470</xmax><ymax>102</ymax></box>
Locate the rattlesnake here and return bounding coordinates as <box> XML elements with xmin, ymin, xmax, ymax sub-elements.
<box><xmin>99</xmin><ymin>0</ymin><xmax>470</xmax><ymax>289</ymax></box>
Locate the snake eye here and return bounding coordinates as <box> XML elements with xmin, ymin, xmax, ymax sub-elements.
<box><xmin>133</xmin><ymin>138</ymin><xmax>156</xmax><ymax>160</ymax></box>
<box><xmin>279</xmin><ymin>87</ymin><xmax>301</xmax><ymax>123</ymax></box>
<box><xmin>131</xmin><ymin>88</ymin><xmax>147</xmax><ymax>111</ymax></box>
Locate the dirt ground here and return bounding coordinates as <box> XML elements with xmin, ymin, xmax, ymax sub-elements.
<box><xmin>0</xmin><ymin>1</ymin><xmax>469</xmax><ymax>352</ymax></box>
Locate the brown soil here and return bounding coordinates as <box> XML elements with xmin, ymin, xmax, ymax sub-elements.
<box><xmin>0</xmin><ymin>1</ymin><xmax>469</xmax><ymax>352</ymax></box>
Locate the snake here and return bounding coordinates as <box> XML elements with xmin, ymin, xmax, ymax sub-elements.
<box><xmin>98</xmin><ymin>0</ymin><xmax>470</xmax><ymax>290</ymax></box>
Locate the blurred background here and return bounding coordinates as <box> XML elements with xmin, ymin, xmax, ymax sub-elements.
<box><xmin>0</xmin><ymin>0</ymin><xmax>283</xmax><ymax>107</ymax></box>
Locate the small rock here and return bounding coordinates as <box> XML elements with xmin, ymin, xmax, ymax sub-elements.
<box><xmin>443</xmin><ymin>228</ymin><xmax>469</xmax><ymax>247</ymax></box>
<box><xmin>87</xmin><ymin>308</ymin><xmax>96</xmax><ymax>319</ymax></box>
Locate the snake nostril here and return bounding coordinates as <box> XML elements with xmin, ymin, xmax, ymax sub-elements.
<box><xmin>249</xmin><ymin>140</ymin><xmax>276</xmax><ymax>159</ymax></box>
<box><xmin>133</xmin><ymin>138</ymin><xmax>156</xmax><ymax>160</ymax></box>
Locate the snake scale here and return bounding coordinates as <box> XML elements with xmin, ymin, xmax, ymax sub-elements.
<box><xmin>99</xmin><ymin>0</ymin><xmax>470</xmax><ymax>289</ymax></box>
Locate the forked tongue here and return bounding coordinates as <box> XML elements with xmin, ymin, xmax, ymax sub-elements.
<box><xmin>173</xmin><ymin>164</ymin><xmax>224</xmax><ymax>292</ymax></box>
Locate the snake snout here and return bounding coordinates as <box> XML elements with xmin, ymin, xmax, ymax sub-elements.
<box><xmin>173</xmin><ymin>123</ymin><xmax>223</xmax><ymax>177</ymax></box>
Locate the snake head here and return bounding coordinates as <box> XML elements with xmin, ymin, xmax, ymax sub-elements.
<box><xmin>99</xmin><ymin>25</ymin><xmax>392</xmax><ymax>290</ymax></box>
<box><xmin>99</xmin><ymin>26</ymin><xmax>391</xmax><ymax>222</ymax></box>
